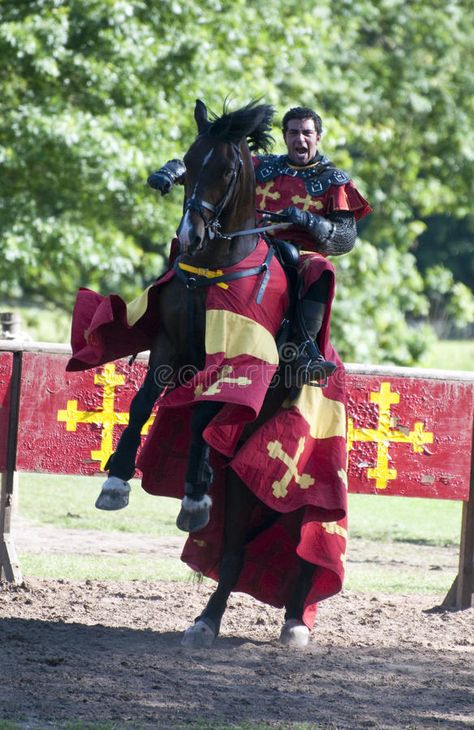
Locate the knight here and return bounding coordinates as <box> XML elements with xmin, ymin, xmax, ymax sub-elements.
<box><xmin>149</xmin><ymin>105</ymin><xmax>372</xmax><ymax>386</ymax></box>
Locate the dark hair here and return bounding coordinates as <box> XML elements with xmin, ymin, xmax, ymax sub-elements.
<box><xmin>281</xmin><ymin>107</ymin><xmax>323</xmax><ymax>136</ymax></box>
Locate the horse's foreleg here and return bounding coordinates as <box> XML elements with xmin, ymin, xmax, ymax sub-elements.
<box><xmin>95</xmin><ymin>366</ymin><xmax>165</xmax><ymax>511</ymax></box>
<box><xmin>280</xmin><ymin>558</ymin><xmax>315</xmax><ymax>648</ymax></box>
<box><xmin>182</xmin><ymin>475</ymin><xmax>257</xmax><ymax>648</ymax></box>
<box><xmin>176</xmin><ymin>400</ymin><xmax>221</xmax><ymax>533</ymax></box>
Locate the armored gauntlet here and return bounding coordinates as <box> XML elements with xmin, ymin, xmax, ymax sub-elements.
<box><xmin>147</xmin><ymin>159</ymin><xmax>186</xmax><ymax>195</ymax></box>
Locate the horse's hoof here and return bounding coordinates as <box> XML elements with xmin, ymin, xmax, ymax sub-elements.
<box><xmin>279</xmin><ymin>619</ymin><xmax>310</xmax><ymax>649</ymax></box>
<box><xmin>181</xmin><ymin>618</ymin><xmax>216</xmax><ymax>649</ymax></box>
<box><xmin>176</xmin><ymin>495</ymin><xmax>212</xmax><ymax>533</ymax></box>
<box><xmin>95</xmin><ymin>476</ymin><xmax>130</xmax><ymax>511</ymax></box>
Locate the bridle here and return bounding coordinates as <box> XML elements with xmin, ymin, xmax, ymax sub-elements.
<box><xmin>180</xmin><ymin>139</ymin><xmax>292</xmax><ymax>245</ymax></box>
<box><xmin>183</xmin><ymin>141</ymin><xmax>243</xmax><ymax>242</ymax></box>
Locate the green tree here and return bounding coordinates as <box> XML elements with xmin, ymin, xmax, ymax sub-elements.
<box><xmin>1</xmin><ymin>0</ymin><xmax>472</xmax><ymax>362</ymax></box>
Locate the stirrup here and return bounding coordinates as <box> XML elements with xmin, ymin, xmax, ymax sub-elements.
<box><xmin>290</xmin><ymin>341</ymin><xmax>336</xmax><ymax>388</ymax></box>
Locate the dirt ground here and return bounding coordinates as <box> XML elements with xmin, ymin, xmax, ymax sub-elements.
<box><xmin>1</xmin><ymin>523</ymin><xmax>473</xmax><ymax>730</ymax></box>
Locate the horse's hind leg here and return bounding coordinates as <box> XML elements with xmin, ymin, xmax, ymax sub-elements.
<box><xmin>176</xmin><ymin>400</ymin><xmax>221</xmax><ymax>532</ymax></box>
<box><xmin>95</xmin><ymin>363</ymin><xmax>166</xmax><ymax>510</ymax></box>
<box><xmin>181</xmin><ymin>473</ymin><xmax>257</xmax><ymax>648</ymax></box>
<box><xmin>280</xmin><ymin>558</ymin><xmax>314</xmax><ymax>648</ymax></box>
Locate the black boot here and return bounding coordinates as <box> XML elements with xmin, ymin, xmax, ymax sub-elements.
<box><xmin>289</xmin><ymin>300</ymin><xmax>336</xmax><ymax>386</ymax></box>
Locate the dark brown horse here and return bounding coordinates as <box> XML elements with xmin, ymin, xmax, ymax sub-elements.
<box><xmin>94</xmin><ymin>100</ymin><xmax>318</xmax><ymax>648</ymax></box>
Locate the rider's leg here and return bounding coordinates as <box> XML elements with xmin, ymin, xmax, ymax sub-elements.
<box><xmin>290</xmin><ymin>271</ymin><xmax>336</xmax><ymax>385</ymax></box>
<box><xmin>96</xmin><ymin>366</ymin><xmax>164</xmax><ymax>510</ymax></box>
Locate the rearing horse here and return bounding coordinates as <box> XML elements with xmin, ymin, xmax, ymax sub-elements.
<box><xmin>73</xmin><ymin>100</ymin><xmax>347</xmax><ymax>649</ymax></box>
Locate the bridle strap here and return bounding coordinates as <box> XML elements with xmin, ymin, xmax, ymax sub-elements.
<box><xmin>183</xmin><ymin>144</ymin><xmax>243</xmax><ymax>240</ymax></box>
<box><xmin>173</xmin><ymin>242</ymin><xmax>275</xmax><ymax>304</ymax></box>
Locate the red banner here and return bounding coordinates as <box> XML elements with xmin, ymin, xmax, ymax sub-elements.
<box><xmin>11</xmin><ymin>352</ymin><xmax>474</xmax><ymax>501</ymax></box>
<box><xmin>16</xmin><ymin>353</ymin><xmax>153</xmax><ymax>476</ymax></box>
<box><xmin>346</xmin><ymin>373</ymin><xmax>473</xmax><ymax>500</ymax></box>
<box><xmin>0</xmin><ymin>352</ymin><xmax>13</xmax><ymax>472</ymax></box>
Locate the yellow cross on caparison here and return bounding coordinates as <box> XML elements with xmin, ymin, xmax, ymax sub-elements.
<box><xmin>194</xmin><ymin>365</ymin><xmax>252</xmax><ymax>398</ymax></box>
<box><xmin>57</xmin><ymin>363</ymin><xmax>155</xmax><ymax>470</ymax></box>
<box><xmin>347</xmin><ymin>381</ymin><xmax>433</xmax><ymax>490</ymax></box>
<box><xmin>267</xmin><ymin>437</ymin><xmax>315</xmax><ymax>498</ymax></box>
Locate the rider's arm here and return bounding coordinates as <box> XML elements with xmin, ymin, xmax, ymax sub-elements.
<box><xmin>147</xmin><ymin>159</ymin><xmax>186</xmax><ymax>195</ymax></box>
<box><xmin>317</xmin><ymin>210</ymin><xmax>357</xmax><ymax>256</ymax></box>
<box><xmin>274</xmin><ymin>207</ymin><xmax>357</xmax><ymax>256</ymax></box>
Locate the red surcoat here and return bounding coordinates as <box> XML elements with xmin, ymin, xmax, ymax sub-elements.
<box><xmin>253</xmin><ymin>154</ymin><xmax>371</xmax><ymax>250</ymax></box>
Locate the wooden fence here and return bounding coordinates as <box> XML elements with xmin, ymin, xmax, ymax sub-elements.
<box><xmin>0</xmin><ymin>342</ymin><xmax>473</xmax><ymax>609</ymax></box>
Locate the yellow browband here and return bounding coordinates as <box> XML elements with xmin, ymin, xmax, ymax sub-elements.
<box><xmin>178</xmin><ymin>262</ymin><xmax>229</xmax><ymax>289</ymax></box>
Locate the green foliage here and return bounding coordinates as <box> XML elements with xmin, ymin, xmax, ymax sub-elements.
<box><xmin>424</xmin><ymin>265</ymin><xmax>474</xmax><ymax>336</ymax></box>
<box><xmin>1</xmin><ymin>0</ymin><xmax>472</xmax><ymax>362</ymax></box>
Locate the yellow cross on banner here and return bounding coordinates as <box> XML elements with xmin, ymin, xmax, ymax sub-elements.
<box><xmin>347</xmin><ymin>381</ymin><xmax>434</xmax><ymax>490</ymax></box>
<box><xmin>267</xmin><ymin>437</ymin><xmax>315</xmax><ymax>498</ymax></box>
<box><xmin>57</xmin><ymin>363</ymin><xmax>155</xmax><ymax>470</ymax></box>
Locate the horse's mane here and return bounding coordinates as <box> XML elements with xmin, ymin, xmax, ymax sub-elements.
<box><xmin>207</xmin><ymin>100</ymin><xmax>275</xmax><ymax>153</ymax></box>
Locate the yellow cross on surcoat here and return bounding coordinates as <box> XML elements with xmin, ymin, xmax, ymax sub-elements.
<box><xmin>291</xmin><ymin>193</ymin><xmax>323</xmax><ymax>212</ymax></box>
<box><xmin>256</xmin><ymin>180</ymin><xmax>281</xmax><ymax>208</ymax></box>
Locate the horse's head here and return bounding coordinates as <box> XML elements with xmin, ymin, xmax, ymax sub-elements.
<box><xmin>177</xmin><ymin>100</ymin><xmax>274</xmax><ymax>256</ymax></box>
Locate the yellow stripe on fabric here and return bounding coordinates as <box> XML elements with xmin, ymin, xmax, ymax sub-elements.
<box><xmin>283</xmin><ymin>387</ymin><xmax>346</xmax><ymax>440</ymax></box>
<box><xmin>126</xmin><ymin>285</ymin><xmax>154</xmax><ymax>327</ymax></box>
<box><xmin>178</xmin><ymin>262</ymin><xmax>229</xmax><ymax>289</ymax></box>
<box><xmin>205</xmin><ymin>309</ymin><xmax>279</xmax><ymax>365</ymax></box>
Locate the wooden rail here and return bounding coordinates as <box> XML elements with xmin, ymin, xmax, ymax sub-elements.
<box><xmin>0</xmin><ymin>341</ymin><xmax>472</xmax><ymax>608</ymax></box>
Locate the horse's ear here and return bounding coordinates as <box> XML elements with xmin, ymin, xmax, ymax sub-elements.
<box><xmin>194</xmin><ymin>99</ymin><xmax>209</xmax><ymax>134</ymax></box>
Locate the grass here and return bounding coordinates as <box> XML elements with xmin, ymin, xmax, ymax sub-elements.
<box><xmin>20</xmin><ymin>553</ymin><xmax>191</xmax><ymax>582</ymax></box>
<box><xmin>18</xmin><ymin>473</ymin><xmax>181</xmax><ymax>537</ymax></box>
<box><xmin>14</xmin><ymin>473</ymin><xmax>463</xmax><ymax>593</ymax></box>
<box><xmin>347</xmin><ymin>493</ymin><xmax>461</xmax><ymax>547</ymax></box>
<box><xmin>18</xmin><ymin>475</ymin><xmax>462</xmax><ymax>548</ymax></box>
<box><xmin>420</xmin><ymin>338</ymin><xmax>474</xmax><ymax>371</ymax></box>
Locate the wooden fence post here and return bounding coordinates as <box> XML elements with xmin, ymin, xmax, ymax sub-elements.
<box><xmin>0</xmin><ymin>351</ymin><xmax>23</xmax><ymax>582</ymax></box>
<box><xmin>442</xmin><ymin>422</ymin><xmax>474</xmax><ymax>609</ymax></box>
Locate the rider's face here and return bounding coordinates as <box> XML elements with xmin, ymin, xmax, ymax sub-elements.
<box><xmin>284</xmin><ymin>118</ymin><xmax>321</xmax><ymax>165</ymax></box>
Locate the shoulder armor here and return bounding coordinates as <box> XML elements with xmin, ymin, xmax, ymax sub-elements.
<box><xmin>254</xmin><ymin>154</ymin><xmax>289</xmax><ymax>183</ymax></box>
<box><xmin>255</xmin><ymin>154</ymin><xmax>351</xmax><ymax>195</ymax></box>
<box><xmin>305</xmin><ymin>166</ymin><xmax>351</xmax><ymax>196</ymax></box>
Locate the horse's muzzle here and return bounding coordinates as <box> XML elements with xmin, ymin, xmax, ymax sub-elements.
<box><xmin>177</xmin><ymin>209</ymin><xmax>206</xmax><ymax>254</ymax></box>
